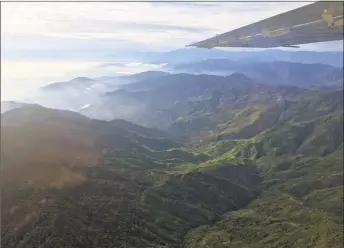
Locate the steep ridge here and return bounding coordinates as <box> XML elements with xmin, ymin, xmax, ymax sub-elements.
<box><xmin>170</xmin><ymin>89</ymin><xmax>343</xmax><ymax>145</ymax></box>
<box><xmin>1</xmin><ymin>70</ymin><xmax>342</xmax><ymax>248</ymax></box>
<box><xmin>203</xmin><ymin>89</ymin><xmax>343</xmax><ymax>157</ymax></box>
<box><xmin>1</xmin><ymin>105</ymin><xmax>260</xmax><ymax>248</ymax></box>
<box><xmin>168</xmin><ymin>86</ymin><xmax>307</xmax><ymax>143</ymax></box>
<box><xmin>81</xmin><ymin>73</ymin><xmax>307</xmax><ymax>132</ymax></box>
<box><xmin>30</xmin><ymin>71</ymin><xmax>171</xmax><ymax>112</ymax></box>
<box><xmin>80</xmin><ymin>73</ymin><xmax>233</xmax><ymax>124</ymax></box>
<box><xmin>184</xmin><ymin>90</ymin><xmax>343</xmax><ymax>248</ymax></box>
<box><xmin>281</xmin><ymin>90</ymin><xmax>344</xmax><ymax>123</ymax></box>
<box><xmin>1</xmin><ymin>105</ymin><xmax>180</xmax><ymax>187</ymax></box>
<box><xmin>228</xmin><ymin>112</ymin><xmax>343</xmax><ymax>159</ymax></box>
<box><xmin>170</xmin><ymin>60</ymin><xmax>343</xmax><ymax>90</ymax></box>
<box><xmin>185</xmin><ymin>154</ymin><xmax>343</xmax><ymax>248</ymax></box>
<box><xmin>1</xmin><ymin>101</ymin><xmax>34</xmax><ymax>114</ymax></box>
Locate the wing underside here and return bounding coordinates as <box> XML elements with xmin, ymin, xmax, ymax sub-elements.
<box><xmin>189</xmin><ymin>1</ymin><xmax>343</xmax><ymax>48</ymax></box>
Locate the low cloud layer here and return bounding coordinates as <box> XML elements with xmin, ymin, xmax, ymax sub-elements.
<box><xmin>4</xmin><ymin>0</ymin><xmax>339</xmax><ymax>59</ymax></box>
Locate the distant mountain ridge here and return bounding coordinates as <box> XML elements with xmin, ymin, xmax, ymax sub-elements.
<box><xmin>29</xmin><ymin>71</ymin><xmax>171</xmax><ymax>112</ymax></box>
<box><xmin>41</xmin><ymin>77</ymin><xmax>97</xmax><ymax>91</ymax></box>
<box><xmin>140</xmin><ymin>48</ymin><xmax>343</xmax><ymax>67</ymax></box>
<box><xmin>80</xmin><ymin>73</ymin><xmax>311</xmax><ymax>132</ymax></box>
<box><xmin>1</xmin><ymin>101</ymin><xmax>35</xmax><ymax>114</ymax></box>
<box><xmin>24</xmin><ymin>58</ymin><xmax>343</xmax><ymax>115</ymax></box>
<box><xmin>1</xmin><ymin>66</ymin><xmax>343</xmax><ymax>247</ymax></box>
<box><xmin>169</xmin><ymin>59</ymin><xmax>343</xmax><ymax>90</ymax></box>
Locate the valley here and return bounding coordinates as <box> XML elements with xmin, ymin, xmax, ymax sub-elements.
<box><xmin>1</xmin><ymin>56</ymin><xmax>343</xmax><ymax>248</ymax></box>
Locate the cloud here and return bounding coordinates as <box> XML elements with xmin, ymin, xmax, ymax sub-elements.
<box><xmin>150</xmin><ymin>2</ymin><xmax>222</xmax><ymax>8</ymax></box>
<box><xmin>2</xmin><ymin>0</ymin><xmax>341</xmax><ymax>59</ymax></box>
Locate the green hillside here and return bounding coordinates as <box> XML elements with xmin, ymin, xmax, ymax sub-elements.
<box><xmin>185</xmin><ymin>154</ymin><xmax>343</xmax><ymax>248</ymax></box>
<box><xmin>1</xmin><ymin>81</ymin><xmax>342</xmax><ymax>248</ymax></box>
<box><xmin>1</xmin><ymin>105</ymin><xmax>259</xmax><ymax>248</ymax></box>
<box><xmin>183</xmin><ymin>90</ymin><xmax>343</xmax><ymax>248</ymax></box>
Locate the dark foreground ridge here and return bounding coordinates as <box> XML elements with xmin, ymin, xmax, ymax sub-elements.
<box><xmin>1</xmin><ymin>73</ymin><xmax>343</xmax><ymax>247</ymax></box>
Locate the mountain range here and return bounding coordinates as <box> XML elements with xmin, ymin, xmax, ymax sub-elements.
<box><xmin>27</xmin><ymin>71</ymin><xmax>170</xmax><ymax>111</ymax></box>
<box><xmin>139</xmin><ymin>48</ymin><xmax>344</xmax><ymax>67</ymax></box>
<box><xmin>79</xmin><ymin>70</ymin><xmax>341</xmax><ymax>133</ymax></box>
<box><xmin>1</xmin><ymin>54</ymin><xmax>343</xmax><ymax>248</ymax></box>
<box><xmin>17</xmin><ymin>59</ymin><xmax>342</xmax><ymax>116</ymax></box>
<box><xmin>168</xmin><ymin>60</ymin><xmax>343</xmax><ymax>90</ymax></box>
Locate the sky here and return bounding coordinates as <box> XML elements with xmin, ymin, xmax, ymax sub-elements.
<box><xmin>2</xmin><ymin>0</ymin><xmax>343</xmax><ymax>60</ymax></box>
<box><xmin>1</xmin><ymin>1</ymin><xmax>343</xmax><ymax>101</ymax></box>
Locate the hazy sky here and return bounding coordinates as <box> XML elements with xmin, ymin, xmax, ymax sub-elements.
<box><xmin>1</xmin><ymin>1</ymin><xmax>343</xmax><ymax>101</ymax></box>
<box><xmin>2</xmin><ymin>0</ymin><xmax>343</xmax><ymax>60</ymax></box>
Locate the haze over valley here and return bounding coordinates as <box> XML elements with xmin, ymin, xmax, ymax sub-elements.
<box><xmin>1</xmin><ymin>2</ymin><xmax>343</xmax><ymax>248</ymax></box>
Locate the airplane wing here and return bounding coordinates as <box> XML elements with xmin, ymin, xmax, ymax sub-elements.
<box><xmin>188</xmin><ymin>1</ymin><xmax>343</xmax><ymax>48</ymax></box>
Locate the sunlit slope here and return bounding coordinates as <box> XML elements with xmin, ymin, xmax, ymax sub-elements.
<box><xmin>1</xmin><ymin>105</ymin><xmax>261</xmax><ymax>248</ymax></box>
<box><xmin>1</xmin><ymin>72</ymin><xmax>342</xmax><ymax>248</ymax></box>
<box><xmin>1</xmin><ymin>106</ymin><xmax>102</xmax><ymax>189</ymax></box>
<box><xmin>1</xmin><ymin>105</ymin><xmax>182</xmax><ymax>187</ymax></box>
<box><xmin>185</xmin><ymin>92</ymin><xmax>343</xmax><ymax>248</ymax></box>
<box><xmin>171</xmin><ymin>89</ymin><xmax>343</xmax><ymax>144</ymax></box>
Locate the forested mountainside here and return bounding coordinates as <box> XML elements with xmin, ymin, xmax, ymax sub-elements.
<box><xmin>1</xmin><ymin>105</ymin><xmax>259</xmax><ymax>248</ymax></box>
<box><xmin>80</xmin><ymin>73</ymin><xmax>306</xmax><ymax>126</ymax></box>
<box><xmin>168</xmin><ymin>60</ymin><xmax>343</xmax><ymax>90</ymax></box>
<box><xmin>22</xmin><ymin>60</ymin><xmax>342</xmax><ymax>115</ymax></box>
<box><xmin>1</xmin><ymin>67</ymin><xmax>343</xmax><ymax>247</ymax></box>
